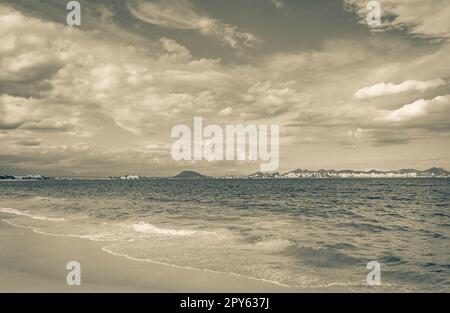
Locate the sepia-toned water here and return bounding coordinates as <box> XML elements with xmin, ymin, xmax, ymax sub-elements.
<box><xmin>1</xmin><ymin>178</ymin><xmax>449</xmax><ymax>291</ymax></box>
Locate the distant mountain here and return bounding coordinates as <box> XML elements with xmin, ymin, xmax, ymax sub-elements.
<box><xmin>420</xmin><ymin>167</ymin><xmax>450</xmax><ymax>177</ymax></box>
<box><xmin>173</xmin><ymin>171</ymin><xmax>207</xmax><ymax>179</ymax></box>
<box><xmin>248</xmin><ymin>167</ymin><xmax>450</xmax><ymax>179</ymax></box>
<box><xmin>396</xmin><ymin>169</ymin><xmax>418</xmax><ymax>174</ymax></box>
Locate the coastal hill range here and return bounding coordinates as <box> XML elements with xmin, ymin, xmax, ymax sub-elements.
<box><xmin>1</xmin><ymin>167</ymin><xmax>449</xmax><ymax>180</ymax></box>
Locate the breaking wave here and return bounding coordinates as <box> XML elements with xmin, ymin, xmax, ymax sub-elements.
<box><xmin>131</xmin><ymin>221</ymin><xmax>197</xmax><ymax>236</ymax></box>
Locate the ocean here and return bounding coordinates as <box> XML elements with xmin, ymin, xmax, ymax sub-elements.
<box><xmin>0</xmin><ymin>178</ymin><xmax>449</xmax><ymax>291</ymax></box>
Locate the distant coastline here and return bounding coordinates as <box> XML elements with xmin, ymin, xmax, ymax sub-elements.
<box><xmin>247</xmin><ymin>167</ymin><xmax>450</xmax><ymax>179</ymax></box>
<box><xmin>1</xmin><ymin>167</ymin><xmax>449</xmax><ymax>180</ymax></box>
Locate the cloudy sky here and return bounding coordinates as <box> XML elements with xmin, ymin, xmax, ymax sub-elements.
<box><xmin>1</xmin><ymin>0</ymin><xmax>450</xmax><ymax>176</ymax></box>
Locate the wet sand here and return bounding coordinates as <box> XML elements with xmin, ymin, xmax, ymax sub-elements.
<box><xmin>0</xmin><ymin>220</ymin><xmax>293</xmax><ymax>292</ymax></box>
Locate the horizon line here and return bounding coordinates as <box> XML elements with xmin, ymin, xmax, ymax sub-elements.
<box><xmin>1</xmin><ymin>166</ymin><xmax>449</xmax><ymax>178</ymax></box>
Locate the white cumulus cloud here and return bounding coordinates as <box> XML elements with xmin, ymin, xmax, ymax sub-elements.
<box><xmin>384</xmin><ymin>95</ymin><xmax>450</xmax><ymax>122</ymax></box>
<box><xmin>354</xmin><ymin>79</ymin><xmax>445</xmax><ymax>99</ymax></box>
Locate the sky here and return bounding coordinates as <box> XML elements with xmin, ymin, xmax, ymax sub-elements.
<box><xmin>0</xmin><ymin>0</ymin><xmax>450</xmax><ymax>176</ymax></box>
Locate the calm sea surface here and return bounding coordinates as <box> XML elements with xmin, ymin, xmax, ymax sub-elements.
<box><xmin>1</xmin><ymin>178</ymin><xmax>449</xmax><ymax>291</ymax></box>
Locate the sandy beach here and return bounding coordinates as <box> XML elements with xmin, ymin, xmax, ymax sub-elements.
<box><xmin>0</xmin><ymin>220</ymin><xmax>293</xmax><ymax>292</ymax></box>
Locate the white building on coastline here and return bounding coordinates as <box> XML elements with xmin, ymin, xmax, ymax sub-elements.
<box><xmin>120</xmin><ymin>175</ymin><xmax>140</xmax><ymax>180</ymax></box>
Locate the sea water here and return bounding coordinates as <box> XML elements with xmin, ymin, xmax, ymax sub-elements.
<box><xmin>0</xmin><ymin>178</ymin><xmax>448</xmax><ymax>291</ymax></box>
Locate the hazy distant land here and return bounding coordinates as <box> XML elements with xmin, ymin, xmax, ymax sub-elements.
<box><xmin>1</xmin><ymin>167</ymin><xmax>449</xmax><ymax>181</ymax></box>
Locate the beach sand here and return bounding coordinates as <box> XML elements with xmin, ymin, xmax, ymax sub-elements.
<box><xmin>0</xmin><ymin>220</ymin><xmax>293</xmax><ymax>292</ymax></box>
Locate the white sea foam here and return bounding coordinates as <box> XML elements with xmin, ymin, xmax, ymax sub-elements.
<box><xmin>0</xmin><ymin>207</ymin><xmax>65</xmax><ymax>221</ymax></box>
<box><xmin>102</xmin><ymin>243</ymin><xmax>290</xmax><ymax>287</ymax></box>
<box><xmin>1</xmin><ymin>218</ymin><xmax>291</xmax><ymax>288</ymax></box>
<box><xmin>132</xmin><ymin>221</ymin><xmax>197</xmax><ymax>236</ymax></box>
<box><xmin>254</xmin><ymin>238</ymin><xmax>293</xmax><ymax>251</ymax></box>
<box><xmin>1</xmin><ymin>216</ymin><xmax>289</xmax><ymax>288</ymax></box>
<box><xmin>1</xmin><ymin>218</ymin><xmax>127</xmax><ymax>243</ymax></box>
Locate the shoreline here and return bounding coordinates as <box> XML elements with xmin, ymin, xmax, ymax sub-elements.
<box><xmin>0</xmin><ymin>219</ymin><xmax>296</xmax><ymax>292</ymax></box>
